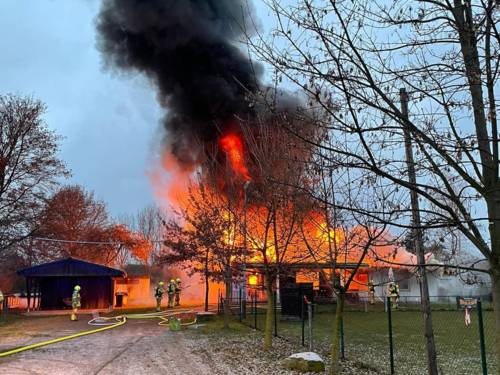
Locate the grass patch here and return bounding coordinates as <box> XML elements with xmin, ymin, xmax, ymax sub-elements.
<box><xmin>189</xmin><ymin>314</ymin><xmax>253</xmax><ymax>336</ymax></box>
<box><xmin>241</xmin><ymin>304</ymin><xmax>496</xmax><ymax>374</ymax></box>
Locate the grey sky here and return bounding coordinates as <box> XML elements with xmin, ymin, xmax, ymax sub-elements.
<box><xmin>0</xmin><ymin>0</ymin><xmax>270</xmax><ymax>218</ymax></box>
<box><xmin>0</xmin><ymin>0</ymin><xmax>161</xmax><ymax>217</ymax></box>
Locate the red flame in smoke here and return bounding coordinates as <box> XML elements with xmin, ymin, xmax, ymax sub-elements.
<box><xmin>219</xmin><ymin>133</ymin><xmax>251</xmax><ymax>181</ymax></box>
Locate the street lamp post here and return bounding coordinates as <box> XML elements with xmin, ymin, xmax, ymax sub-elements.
<box><xmin>242</xmin><ymin>180</ymin><xmax>251</xmax><ymax>318</ymax></box>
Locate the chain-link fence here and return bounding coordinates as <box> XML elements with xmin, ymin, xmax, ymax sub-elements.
<box><xmin>223</xmin><ymin>290</ymin><xmax>495</xmax><ymax>374</ymax></box>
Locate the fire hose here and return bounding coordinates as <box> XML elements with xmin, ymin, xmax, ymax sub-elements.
<box><xmin>87</xmin><ymin>309</ymin><xmax>197</xmax><ymax>327</ymax></box>
<box><xmin>0</xmin><ymin>309</ymin><xmax>197</xmax><ymax>358</ymax></box>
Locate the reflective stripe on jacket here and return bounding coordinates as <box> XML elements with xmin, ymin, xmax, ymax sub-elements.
<box><xmin>72</xmin><ymin>291</ymin><xmax>81</xmax><ymax>308</ymax></box>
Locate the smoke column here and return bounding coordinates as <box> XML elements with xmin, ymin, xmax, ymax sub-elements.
<box><xmin>96</xmin><ymin>0</ymin><xmax>262</xmax><ymax>167</ymax></box>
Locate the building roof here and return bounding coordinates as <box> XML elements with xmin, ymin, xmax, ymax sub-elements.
<box><xmin>249</xmin><ymin>262</ymin><xmax>367</xmax><ymax>270</ymax></box>
<box><xmin>17</xmin><ymin>257</ymin><xmax>125</xmax><ymax>278</ymax></box>
<box><xmin>123</xmin><ymin>263</ymin><xmax>150</xmax><ymax>277</ymax></box>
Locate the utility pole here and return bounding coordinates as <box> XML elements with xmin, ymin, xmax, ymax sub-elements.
<box><xmin>400</xmin><ymin>88</ymin><xmax>438</xmax><ymax>375</ymax></box>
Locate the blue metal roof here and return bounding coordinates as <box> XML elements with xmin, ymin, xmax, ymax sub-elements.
<box><xmin>17</xmin><ymin>257</ymin><xmax>124</xmax><ymax>277</ymax></box>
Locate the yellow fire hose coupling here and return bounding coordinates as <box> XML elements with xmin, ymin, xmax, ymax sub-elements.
<box><xmin>0</xmin><ymin>310</ymin><xmax>197</xmax><ymax>358</ymax></box>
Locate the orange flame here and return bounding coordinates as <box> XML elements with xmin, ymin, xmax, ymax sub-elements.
<box><xmin>219</xmin><ymin>133</ymin><xmax>251</xmax><ymax>181</ymax></box>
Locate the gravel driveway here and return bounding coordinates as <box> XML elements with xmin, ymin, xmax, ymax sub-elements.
<box><xmin>0</xmin><ymin>315</ymin><xmax>215</xmax><ymax>375</ymax></box>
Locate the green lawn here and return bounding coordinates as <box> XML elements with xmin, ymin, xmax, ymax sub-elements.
<box><xmin>241</xmin><ymin>304</ymin><xmax>496</xmax><ymax>374</ymax></box>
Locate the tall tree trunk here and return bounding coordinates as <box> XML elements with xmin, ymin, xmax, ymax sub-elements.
<box><xmin>223</xmin><ymin>267</ymin><xmax>231</xmax><ymax>329</ymax></box>
<box><xmin>264</xmin><ymin>272</ymin><xmax>275</xmax><ymax>350</ymax></box>
<box><xmin>204</xmin><ymin>272</ymin><xmax>210</xmax><ymax>312</ymax></box>
<box><xmin>204</xmin><ymin>250</ymin><xmax>210</xmax><ymax>312</ymax></box>
<box><xmin>489</xmin><ymin>197</ymin><xmax>500</xmax><ymax>373</ymax></box>
<box><xmin>491</xmin><ymin>270</ymin><xmax>500</xmax><ymax>374</ymax></box>
<box><xmin>329</xmin><ymin>291</ymin><xmax>344</xmax><ymax>375</ymax></box>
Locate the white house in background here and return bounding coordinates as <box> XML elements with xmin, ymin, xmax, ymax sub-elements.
<box><xmin>240</xmin><ymin>228</ymin><xmax>491</xmax><ymax>304</ymax></box>
<box><xmin>369</xmin><ymin>254</ymin><xmax>491</xmax><ymax>304</ymax></box>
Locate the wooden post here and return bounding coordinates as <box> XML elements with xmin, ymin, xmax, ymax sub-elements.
<box><xmin>37</xmin><ymin>280</ymin><xmax>41</xmax><ymax>310</ymax></box>
<box><xmin>26</xmin><ymin>278</ymin><xmax>31</xmax><ymax>313</ymax></box>
<box><xmin>32</xmin><ymin>280</ymin><xmax>37</xmax><ymax>310</ymax></box>
<box><xmin>400</xmin><ymin>88</ymin><xmax>438</xmax><ymax>375</ymax></box>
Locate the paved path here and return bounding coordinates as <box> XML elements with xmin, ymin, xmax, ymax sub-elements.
<box><xmin>0</xmin><ymin>316</ymin><xmax>214</xmax><ymax>375</ymax></box>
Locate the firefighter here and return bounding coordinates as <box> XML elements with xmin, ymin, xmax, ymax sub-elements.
<box><xmin>167</xmin><ymin>279</ymin><xmax>176</xmax><ymax>308</ymax></box>
<box><xmin>175</xmin><ymin>278</ymin><xmax>182</xmax><ymax>306</ymax></box>
<box><xmin>71</xmin><ymin>285</ymin><xmax>81</xmax><ymax>321</ymax></box>
<box><xmin>0</xmin><ymin>289</ymin><xmax>4</xmax><ymax>312</ymax></box>
<box><xmin>368</xmin><ymin>280</ymin><xmax>375</xmax><ymax>305</ymax></box>
<box><xmin>388</xmin><ymin>282</ymin><xmax>400</xmax><ymax>309</ymax></box>
<box><xmin>155</xmin><ymin>281</ymin><xmax>165</xmax><ymax>312</ymax></box>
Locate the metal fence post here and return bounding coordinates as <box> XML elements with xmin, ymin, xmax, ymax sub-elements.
<box><xmin>477</xmin><ymin>300</ymin><xmax>488</xmax><ymax>375</ymax></box>
<box><xmin>387</xmin><ymin>297</ymin><xmax>395</xmax><ymax>374</ymax></box>
<box><xmin>254</xmin><ymin>292</ymin><xmax>257</xmax><ymax>329</ymax></box>
<box><xmin>340</xmin><ymin>315</ymin><xmax>345</xmax><ymax>360</ymax></box>
<box><xmin>308</xmin><ymin>301</ymin><xmax>313</xmax><ymax>351</ymax></box>
<box><xmin>239</xmin><ymin>288</ymin><xmax>242</xmax><ymax>322</ymax></box>
<box><xmin>243</xmin><ymin>289</ymin><xmax>247</xmax><ymax>320</ymax></box>
<box><xmin>274</xmin><ymin>290</ymin><xmax>278</xmax><ymax>337</ymax></box>
<box><xmin>301</xmin><ymin>295</ymin><xmax>306</xmax><ymax>347</ymax></box>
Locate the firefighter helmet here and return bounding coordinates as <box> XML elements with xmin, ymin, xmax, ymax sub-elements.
<box><xmin>74</xmin><ymin>285</ymin><xmax>81</xmax><ymax>291</ymax></box>
<box><xmin>176</xmin><ymin>278</ymin><xmax>181</xmax><ymax>282</ymax></box>
<box><xmin>159</xmin><ymin>281</ymin><xmax>164</xmax><ymax>286</ymax></box>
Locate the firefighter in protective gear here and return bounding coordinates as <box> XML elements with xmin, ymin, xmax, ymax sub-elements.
<box><xmin>175</xmin><ymin>278</ymin><xmax>182</xmax><ymax>306</ymax></box>
<box><xmin>0</xmin><ymin>289</ymin><xmax>4</xmax><ymax>312</ymax></box>
<box><xmin>71</xmin><ymin>285</ymin><xmax>81</xmax><ymax>321</ymax></box>
<box><xmin>155</xmin><ymin>281</ymin><xmax>165</xmax><ymax>312</ymax></box>
<box><xmin>388</xmin><ymin>282</ymin><xmax>400</xmax><ymax>309</ymax></box>
<box><xmin>368</xmin><ymin>281</ymin><xmax>375</xmax><ymax>305</ymax></box>
<box><xmin>167</xmin><ymin>279</ymin><xmax>176</xmax><ymax>308</ymax></box>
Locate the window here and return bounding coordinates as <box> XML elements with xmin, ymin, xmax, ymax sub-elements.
<box><xmin>396</xmin><ymin>270</ymin><xmax>410</xmax><ymax>291</ymax></box>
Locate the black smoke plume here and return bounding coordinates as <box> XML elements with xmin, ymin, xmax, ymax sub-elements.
<box><xmin>96</xmin><ymin>0</ymin><xmax>262</xmax><ymax>166</ymax></box>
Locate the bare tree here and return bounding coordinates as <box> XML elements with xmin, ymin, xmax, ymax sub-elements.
<box><xmin>241</xmin><ymin>114</ymin><xmax>315</xmax><ymax>350</ymax></box>
<box><xmin>296</xmin><ymin>147</ymin><xmax>388</xmax><ymax>373</ymax></box>
<box><xmin>122</xmin><ymin>205</ymin><xmax>165</xmax><ymax>266</ymax></box>
<box><xmin>137</xmin><ymin>205</ymin><xmax>164</xmax><ymax>264</ymax></box>
<box><xmin>0</xmin><ymin>94</ymin><xmax>69</xmax><ymax>259</ymax></box>
<box><xmin>246</xmin><ymin>0</ymin><xmax>500</xmax><ymax>371</ymax></box>
<box><xmin>162</xmin><ymin>173</ymin><xmax>244</xmax><ymax>326</ymax></box>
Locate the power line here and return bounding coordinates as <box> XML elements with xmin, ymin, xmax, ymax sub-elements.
<box><xmin>32</xmin><ymin>237</ymin><xmax>166</xmax><ymax>245</ymax></box>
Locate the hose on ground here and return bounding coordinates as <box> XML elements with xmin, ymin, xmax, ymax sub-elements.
<box><xmin>0</xmin><ymin>316</ymin><xmax>127</xmax><ymax>358</ymax></box>
<box><xmin>0</xmin><ymin>309</ymin><xmax>197</xmax><ymax>358</ymax></box>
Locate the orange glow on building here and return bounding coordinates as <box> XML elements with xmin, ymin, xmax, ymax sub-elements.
<box><xmin>248</xmin><ymin>274</ymin><xmax>258</xmax><ymax>286</ymax></box>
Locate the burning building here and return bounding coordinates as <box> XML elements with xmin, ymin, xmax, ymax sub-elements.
<box><xmin>96</xmin><ymin>0</ymin><xmax>432</xmax><ymax>306</ymax></box>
